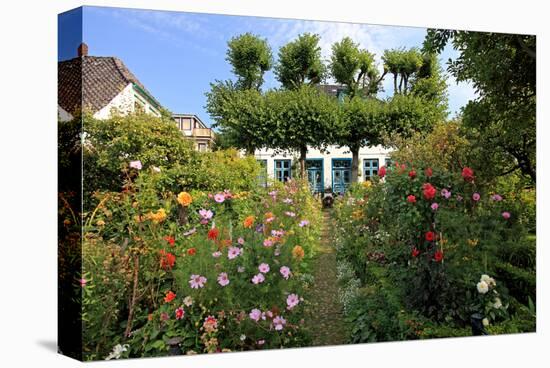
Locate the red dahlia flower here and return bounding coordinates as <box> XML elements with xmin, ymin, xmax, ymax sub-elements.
<box><xmin>409</xmin><ymin>170</ymin><xmax>416</xmax><ymax>179</ymax></box>
<box><xmin>164</xmin><ymin>235</ymin><xmax>175</xmax><ymax>246</ymax></box>
<box><xmin>425</xmin><ymin>231</ymin><xmax>435</xmax><ymax>242</ymax></box>
<box><xmin>187</xmin><ymin>247</ymin><xmax>196</xmax><ymax>256</ymax></box>
<box><xmin>422</xmin><ymin>183</ymin><xmax>437</xmax><ymax>200</ymax></box>
<box><xmin>207</xmin><ymin>227</ymin><xmax>219</xmax><ymax>240</ymax></box>
<box><xmin>164</xmin><ymin>291</ymin><xmax>176</xmax><ymax>303</ymax></box>
<box><xmin>159</xmin><ymin>250</ymin><xmax>176</xmax><ymax>270</ymax></box>
<box><xmin>425</xmin><ymin>167</ymin><xmax>433</xmax><ymax>178</ymax></box>
<box><xmin>434</xmin><ymin>250</ymin><xmax>444</xmax><ymax>262</ymax></box>
<box><xmin>411</xmin><ymin>248</ymin><xmax>420</xmax><ymax>257</ymax></box>
<box><xmin>378</xmin><ymin>166</ymin><xmax>387</xmax><ymax>178</ymax></box>
<box><xmin>461</xmin><ymin>167</ymin><xmax>474</xmax><ymax>182</ymax></box>
<box><xmin>407</xmin><ymin>195</ymin><xmax>416</xmax><ymax>203</ymax></box>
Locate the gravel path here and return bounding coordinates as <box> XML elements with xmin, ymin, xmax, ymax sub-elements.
<box><xmin>307</xmin><ymin>209</ymin><xmax>347</xmax><ymax>346</ymax></box>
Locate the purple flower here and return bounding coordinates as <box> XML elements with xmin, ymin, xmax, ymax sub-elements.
<box><xmin>502</xmin><ymin>211</ymin><xmax>511</xmax><ymax>220</ymax></box>
<box><xmin>431</xmin><ymin>202</ymin><xmax>439</xmax><ymax>211</ymax></box>
<box><xmin>273</xmin><ymin>316</ymin><xmax>286</xmax><ymax>331</ymax></box>
<box><xmin>189</xmin><ymin>274</ymin><xmax>207</xmax><ymax>289</ymax></box>
<box><xmin>440</xmin><ymin>188</ymin><xmax>451</xmax><ymax>199</ymax></box>
<box><xmin>199</xmin><ymin>209</ymin><xmax>213</xmax><ymax>224</ymax></box>
<box><xmin>299</xmin><ymin>220</ymin><xmax>310</xmax><ymax>227</ymax></box>
<box><xmin>280</xmin><ymin>266</ymin><xmax>291</xmax><ymax>280</ymax></box>
<box><xmin>214</xmin><ymin>193</ymin><xmax>225</xmax><ymax>203</ymax></box>
<box><xmin>249</xmin><ymin>308</ymin><xmax>262</xmax><ymax>322</ymax></box>
<box><xmin>129</xmin><ymin>160</ymin><xmax>142</xmax><ymax>170</ymax></box>
<box><xmin>227</xmin><ymin>246</ymin><xmax>242</xmax><ymax>260</ymax></box>
<box><xmin>283</xmin><ymin>198</ymin><xmax>293</xmax><ymax>204</ymax></box>
<box><xmin>255</xmin><ymin>224</ymin><xmax>264</xmax><ymax>233</ymax></box>
<box><xmin>491</xmin><ymin>194</ymin><xmax>503</xmax><ymax>201</ymax></box>
<box><xmin>472</xmin><ymin>192</ymin><xmax>481</xmax><ymax>201</ymax></box>
<box><xmin>286</xmin><ymin>293</ymin><xmax>300</xmax><ymax>310</ymax></box>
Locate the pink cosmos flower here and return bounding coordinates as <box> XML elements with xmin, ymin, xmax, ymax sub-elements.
<box><xmin>285</xmin><ymin>211</ymin><xmax>296</xmax><ymax>217</ymax></box>
<box><xmin>283</xmin><ymin>198</ymin><xmax>293</xmax><ymax>204</ymax></box>
<box><xmin>441</xmin><ymin>188</ymin><xmax>451</xmax><ymax>199</ymax></box>
<box><xmin>286</xmin><ymin>293</ymin><xmax>300</xmax><ymax>310</ymax></box>
<box><xmin>431</xmin><ymin>202</ymin><xmax>439</xmax><ymax>211</ymax></box>
<box><xmin>259</xmin><ymin>263</ymin><xmax>270</xmax><ymax>273</ymax></box>
<box><xmin>237</xmin><ymin>237</ymin><xmax>245</xmax><ymax>245</ymax></box>
<box><xmin>79</xmin><ymin>278</ymin><xmax>87</xmax><ymax>287</ymax></box>
<box><xmin>257</xmin><ymin>339</ymin><xmax>265</xmax><ymax>345</ymax></box>
<box><xmin>491</xmin><ymin>194</ymin><xmax>503</xmax><ymax>201</ymax></box>
<box><xmin>249</xmin><ymin>308</ymin><xmax>262</xmax><ymax>322</ymax></box>
<box><xmin>217</xmin><ymin>272</ymin><xmax>230</xmax><ymax>286</ymax></box>
<box><xmin>299</xmin><ymin>220</ymin><xmax>310</xmax><ymax>227</ymax></box>
<box><xmin>502</xmin><ymin>211</ymin><xmax>511</xmax><ymax>219</ymax></box>
<box><xmin>265</xmin><ymin>216</ymin><xmax>275</xmax><ymax>223</ymax></box>
<box><xmin>271</xmin><ymin>229</ymin><xmax>285</xmax><ymax>237</ymax></box>
<box><xmin>129</xmin><ymin>160</ymin><xmax>142</xmax><ymax>170</ymax></box>
<box><xmin>273</xmin><ymin>316</ymin><xmax>286</xmax><ymax>331</ymax></box>
<box><xmin>265</xmin><ymin>310</ymin><xmax>273</xmax><ymax>319</ymax></box>
<box><xmin>212</xmin><ymin>251</ymin><xmax>222</xmax><ymax>258</ymax></box>
<box><xmin>472</xmin><ymin>192</ymin><xmax>481</xmax><ymax>201</ymax></box>
<box><xmin>189</xmin><ymin>274</ymin><xmax>207</xmax><ymax>289</ymax></box>
<box><xmin>214</xmin><ymin>193</ymin><xmax>225</xmax><ymax>203</ymax></box>
<box><xmin>268</xmin><ymin>190</ymin><xmax>278</xmax><ymax>199</ymax></box>
<box><xmin>252</xmin><ymin>273</ymin><xmax>265</xmax><ymax>284</ymax></box>
<box><xmin>227</xmin><ymin>246</ymin><xmax>242</xmax><ymax>260</ymax></box>
<box><xmin>263</xmin><ymin>238</ymin><xmax>274</xmax><ymax>247</ymax></box>
<box><xmin>199</xmin><ymin>209</ymin><xmax>213</xmax><ymax>224</ymax></box>
<box><xmin>280</xmin><ymin>266</ymin><xmax>291</xmax><ymax>280</ymax></box>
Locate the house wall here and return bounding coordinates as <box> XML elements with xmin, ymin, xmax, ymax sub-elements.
<box><xmin>254</xmin><ymin>144</ymin><xmax>392</xmax><ymax>190</ymax></box>
<box><xmin>93</xmin><ymin>84</ymin><xmax>161</xmax><ymax>120</ymax></box>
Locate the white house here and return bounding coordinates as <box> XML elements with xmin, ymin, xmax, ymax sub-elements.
<box><xmin>255</xmin><ymin>145</ymin><xmax>392</xmax><ymax>194</ymax></box>
<box><xmin>173</xmin><ymin>113</ymin><xmax>216</xmax><ymax>152</ymax></box>
<box><xmin>58</xmin><ymin>43</ymin><xmax>163</xmax><ymax>122</ymax></box>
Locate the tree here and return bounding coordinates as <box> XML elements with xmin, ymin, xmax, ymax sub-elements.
<box><xmin>266</xmin><ymin>85</ymin><xmax>339</xmax><ymax>179</ymax></box>
<box><xmin>382</xmin><ymin>48</ymin><xmax>423</xmax><ymax>95</ymax></box>
<box><xmin>423</xmin><ymin>30</ymin><xmax>536</xmax><ymax>185</ymax></box>
<box><xmin>329</xmin><ymin>37</ymin><xmax>384</xmax><ymax>98</ymax></box>
<box><xmin>205</xmin><ymin>80</ymin><xmax>270</xmax><ymax>155</ymax></box>
<box><xmin>226</xmin><ymin>33</ymin><xmax>273</xmax><ymax>90</ymax></box>
<box><xmin>274</xmin><ymin>33</ymin><xmax>326</xmax><ymax>90</ymax></box>
<box><xmin>339</xmin><ymin>97</ymin><xmax>387</xmax><ymax>181</ymax></box>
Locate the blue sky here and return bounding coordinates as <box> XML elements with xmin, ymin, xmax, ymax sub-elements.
<box><xmin>59</xmin><ymin>6</ymin><xmax>476</xmax><ymax>127</ymax></box>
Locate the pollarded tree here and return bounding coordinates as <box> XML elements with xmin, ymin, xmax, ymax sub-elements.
<box><xmin>205</xmin><ymin>80</ymin><xmax>270</xmax><ymax>155</ymax></box>
<box><xmin>329</xmin><ymin>37</ymin><xmax>385</xmax><ymax>98</ymax></box>
<box><xmin>382</xmin><ymin>48</ymin><xmax>423</xmax><ymax>95</ymax></box>
<box><xmin>266</xmin><ymin>85</ymin><xmax>339</xmax><ymax>179</ymax></box>
<box><xmin>274</xmin><ymin>33</ymin><xmax>326</xmax><ymax>90</ymax></box>
<box><xmin>339</xmin><ymin>97</ymin><xmax>387</xmax><ymax>182</ymax></box>
<box><xmin>226</xmin><ymin>33</ymin><xmax>273</xmax><ymax>90</ymax></box>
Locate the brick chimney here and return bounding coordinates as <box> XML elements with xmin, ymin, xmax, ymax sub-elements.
<box><xmin>77</xmin><ymin>42</ymin><xmax>88</xmax><ymax>57</ymax></box>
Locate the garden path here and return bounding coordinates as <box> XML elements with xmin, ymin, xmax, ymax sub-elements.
<box><xmin>307</xmin><ymin>209</ymin><xmax>347</xmax><ymax>346</ymax></box>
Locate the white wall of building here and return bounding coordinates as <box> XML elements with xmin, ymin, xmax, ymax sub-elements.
<box><xmin>255</xmin><ymin>144</ymin><xmax>392</xmax><ymax>191</ymax></box>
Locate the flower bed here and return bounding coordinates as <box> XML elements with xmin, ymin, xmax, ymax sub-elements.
<box><xmin>332</xmin><ymin>162</ymin><xmax>535</xmax><ymax>343</ymax></box>
<box><xmin>80</xmin><ymin>166</ymin><xmax>321</xmax><ymax>360</ymax></box>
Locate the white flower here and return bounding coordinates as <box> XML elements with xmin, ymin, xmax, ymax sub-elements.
<box><xmin>482</xmin><ymin>318</ymin><xmax>489</xmax><ymax>327</ymax></box>
<box><xmin>480</xmin><ymin>274</ymin><xmax>496</xmax><ymax>287</ymax></box>
<box><xmin>183</xmin><ymin>296</ymin><xmax>193</xmax><ymax>307</ymax></box>
<box><xmin>240</xmin><ymin>334</ymin><xmax>246</xmax><ymax>341</ymax></box>
<box><xmin>105</xmin><ymin>344</ymin><xmax>129</xmax><ymax>360</ymax></box>
<box><xmin>477</xmin><ymin>281</ymin><xmax>489</xmax><ymax>294</ymax></box>
<box><xmin>493</xmin><ymin>297</ymin><xmax>503</xmax><ymax>309</ymax></box>
<box><xmin>152</xmin><ymin>166</ymin><xmax>161</xmax><ymax>173</ymax></box>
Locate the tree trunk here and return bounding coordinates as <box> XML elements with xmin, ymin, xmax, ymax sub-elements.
<box><xmin>245</xmin><ymin>146</ymin><xmax>255</xmax><ymax>156</ymax></box>
<box><xmin>299</xmin><ymin>146</ymin><xmax>307</xmax><ymax>180</ymax></box>
<box><xmin>393</xmin><ymin>74</ymin><xmax>398</xmax><ymax>95</ymax></box>
<box><xmin>351</xmin><ymin>145</ymin><xmax>360</xmax><ymax>183</ymax></box>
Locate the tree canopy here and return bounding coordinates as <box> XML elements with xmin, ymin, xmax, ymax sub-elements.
<box><xmin>226</xmin><ymin>33</ymin><xmax>273</xmax><ymax>90</ymax></box>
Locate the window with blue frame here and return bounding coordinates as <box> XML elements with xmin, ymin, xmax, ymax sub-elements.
<box><xmin>385</xmin><ymin>158</ymin><xmax>392</xmax><ymax>168</ymax></box>
<box><xmin>274</xmin><ymin>160</ymin><xmax>291</xmax><ymax>182</ymax></box>
<box><xmin>363</xmin><ymin>158</ymin><xmax>379</xmax><ymax>180</ymax></box>
<box><xmin>257</xmin><ymin>160</ymin><xmax>268</xmax><ymax>187</ymax></box>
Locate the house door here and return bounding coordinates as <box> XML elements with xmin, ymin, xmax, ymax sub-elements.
<box><xmin>332</xmin><ymin>159</ymin><xmax>351</xmax><ymax>194</ymax></box>
<box><xmin>306</xmin><ymin>159</ymin><xmax>323</xmax><ymax>193</ymax></box>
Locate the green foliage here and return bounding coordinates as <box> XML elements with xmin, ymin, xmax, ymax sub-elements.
<box><xmin>424</xmin><ymin>30</ymin><xmax>536</xmax><ymax>185</ymax></box>
<box><xmin>382</xmin><ymin>48</ymin><xmax>423</xmax><ymax>94</ymax></box>
<box><xmin>274</xmin><ymin>33</ymin><xmax>326</xmax><ymax>89</ymax></box>
<box><xmin>226</xmin><ymin>33</ymin><xmax>273</xmax><ymax>90</ymax></box>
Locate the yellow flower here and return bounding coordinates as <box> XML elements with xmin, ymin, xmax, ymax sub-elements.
<box><xmin>352</xmin><ymin>209</ymin><xmax>363</xmax><ymax>220</ymax></box>
<box><xmin>292</xmin><ymin>245</ymin><xmax>305</xmax><ymax>261</ymax></box>
<box><xmin>177</xmin><ymin>192</ymin><xmax>193</xmax><ymax>207</ymax></box>
<box><xmin>146</xmin><ymin>208</ymin><xmax>167</xmax><ymax>223</ymax></box>
<box><xmin>96</xmin><ymin>219</ymin><xmax>105</xmax><ymax>226</ymax></box>
<box><xmin>362</xmin><ymin>180</ymin><xmax>372</xmax><ymax>189</ymax></box>
<box><xmin>467</xmin><ymin>239</ymin><xmax>478</xmax><ymax>247</ymax></box>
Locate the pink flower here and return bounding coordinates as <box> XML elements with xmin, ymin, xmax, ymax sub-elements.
<box><xmin>268</xmin><ymin>190</ymin><xmax>278</xmax><ymax>199</ymax></box>
<box><xmin>280</xmin><ymin>266</ymin><xmax>291</xmax><ymax>280</ymax></box>
<box><xmin>283</xmin><ymin>198</ymin><xmax>293</xmax><ymax>204</ymax></box>
<box><xmin>431</xmin><ymin>203</ymin><xmax>439</xmax><ymax>211</ymax></box>
<box><xmin>472</xmin><ymin>192</ymin><xmax>481</xmax><ymax>201</ymax></box>
<box><xmin>249</xmin><ymin>308</ymin><xmax>262</xmax><ymax>322</ymax></box>
<box><xmin>79</xmin><ymin>278</ymin><xmax>87</xmax><ymax>287</ymax></box>
<box><xmin>285</xmin><ymin>211</ymin><xmax>296</xmax><ymax>217</ymax></box>
<box><xmin>199</xmin><ymin>209</ymin><xmax>213</xmax><ymax>224</ymax></box>
<box><xmin>175</xmin><ymin>307</ymin><xmax>185</xmax><ymax>320</ymax></box>
<box><xmin>491</xmin><ymin>194</ymin><xmax>503</xmax><ymax>201</ymax></box>
<box><xmin>273</xmin><ymin>316</ymin><xmax>286</xmax><ymax>331</ymax></box>
<box><xmin>237</xmin><ymin>237</ymin><xmax>245</xmax><ymax>245</ymax></box>
<box><xmin>228</xmin><ymin>246</ymin><xmax>242</xmax><ymax>260</ymax></box>
<box><xmin>257</xmin><ymin>339</ymin><xmax>265</xmax><ymax>345</ymax></box>
<box><xmin>441</xmin><ymin>188</ymin><xmax>451</xmax><ymax>199</ymax></box>
<box><xmin>189</xmin><ymin>274</ymin><xmax>207</xmax><ymax>289</ymax></box>
<box><xmin>299</xmin><ymin>220</ymin><xmax>310</xmax><ymax>227</ymax></box>
<box><xmin>212</xmin><ymin>251</ymin><xmax>222</xmax><ymax>258</ymax></box>
<box><xmin>252</xmin><ymin>273</ymin><xmax>265</xmax><ymax>284</ymax></box>
<box><xmin>214</xmin><ymin>193</ymin><xmax>225</xmax><ymax>203</ymax></box>
<box><xmin>129</xmin><ymin>160</ymin><xmax>142</xmax><ymax>170</ymax></box>
<box><xmin>263</xmin><ymin>238</ymin><xmax>274</xmax><ymax>247</ymax></box>
<box><xmin>217</xmin><ymin>272</ymin><xmax>230</xmax><ymax>286</ymax></box>
<box><xmin>502</xmin><ymin>211</ymin><xmax>511</xmax><ymax>220</ymax></box>
<box><xmin>286</xmin><ymin>293</ymin><xmax>300</xmax><ymax>310</ymax></box>
<box><xmin>237</xmin><ymin>266</ymin><xmax>245</xmax><ymax>273</ymax></box>
<box><xmin>259</xmin><ymin>263</ymin><xmax>270</xmax><ymax>273</ymax></box>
